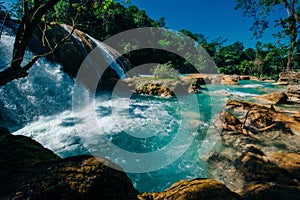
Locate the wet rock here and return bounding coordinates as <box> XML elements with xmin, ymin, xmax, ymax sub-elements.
<box><xmin>256</xmin><ymin>92</ymin><xmax>289</xmax><ymax>104</ymax></box>
<box><xmin>0</xmin><ymin>127</ymin><xmax>138</xmax><ymax>199</ymax></box>
<box><xmin>13</xmin><ymin>156</ymin><xmax>138</xmax><ymax>200</ymax></box>
<box><xmin>181</xmin><ymin>74</ymin><xmax>240</xmax><ymax>85</ymax></box>
<box><xmin>29</xmin><ymin>23</ymin><xmax>131</xmax><ymax>85</ymax></box>
<box><xmin>287</xmin><ymin>85</ymin><xmax>300</xmax><ymax>103</ymax></box>
<box><xmin>206</xmin><ymin>100</ymin><xmax>300</xmax><ymax>196</ymax></box>
<box><xmin>138</xmin><ymin>179</ymin><xmax>241</xmax><ymax>200</ymax></box>
<box><xmin>239</xmin><ymin>75</ymin><xmax>250</xmax><ymax>80</ymax></box>
<box><xmin>221</xmin><ymin>75</ymin><xmax>239</xmax><ymax>85</ymax></box>
<box><xmin>135</xmin><ymin>83</ymin><xmax>174</xmax><ymax>97</ymax></box>
<box><xmin>29</xmin><ymin>23</ymin><xmax>95</xmax><ymax>77</ymax></box>
<box><xmin>279</xmin><ymin>72</ymin><xmax>300</xmax><ymax>84</ymax></box>
<box><xmin>0</xmin><ymin>126</ymin><xmax>60</xmax><ymax>197</ymax></box>
<box><xmin>132</xmin><ymin>78</ymin><xmax>201</xmax><ymax>97</ymax></box>
<box><xmin>240</xmin><ymin>184</ymin><xmax>300</xmax><ymax>200</ymax></box>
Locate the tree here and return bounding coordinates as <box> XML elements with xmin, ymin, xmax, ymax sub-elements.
<box><xmin>0</xmin><ymin>0</ymin><xmax>61</xmax><ymax>86</ymax></box>
<box><xmin>235</xmin><ymin>0</ymin><xmax>300</xmax><ymax>71</ymax></box>
<box><xmin>214</xmin><ymin>41</ymin><xmax>245</xmax><ymax>74</ymax></box>
<box><xmin>0</xmin><ymin>0</ymin><xmax>118</xmax><ymax>86</ymax></box>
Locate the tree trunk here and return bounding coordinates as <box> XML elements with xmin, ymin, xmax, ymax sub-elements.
<box><xmin>286</xmin><ymin>17</ymin><xmax>297</xmax><ymax>72</ymax></box>
<box><xmin>0</xmin><ymin>0</ymin><xmax>59</xmax><ymax>86</ymax></box>
<box><xmin>11</xmin><ymin>0</ymin><xmax>60</xmax><ymax>68</ymax></box>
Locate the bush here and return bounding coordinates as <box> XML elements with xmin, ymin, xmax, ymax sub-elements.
<box><xmin>153</xmin><ymin>62</ymin><xmax>179</xmax><ymax>79</ymax></box>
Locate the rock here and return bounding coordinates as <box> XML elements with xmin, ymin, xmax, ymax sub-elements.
<box><xmin>256</xmin><ymin>92</ymin><xmax>289</xmax><ymax>104</ymax></box>
<box><xmin>226</xmin><ymin>100</ymin><xmax>300</xmax><ymax>135</ymax></box>
<box><xmin>0</xmin><ymin>126</ymin><xmax>60</xmax><ymax>197</ymax></box>
<box><xmin>266</xmin><ymin>152</ymin><xmax>300</xmax><ymax>180</ymax></box>
<box><xmin>29</xmin><ymin>23</ymin><xmax>132</xmax><ymax>85</ymax></box>
<box><xmin>241</xmin><ymin>149</ymin><xmax>297</xmax><ymax>185</ymax></box>
<box><xmin>221</xmin><ymin>75</ymin><xmax>239</xmax><ymax>85</ymax></box>
<box><xmin>135</xmin><ymin>83</ymin><xmax>174</xmax><ymax>97</ymax></box>
<box><xmin>0</xmin><ymin>127</ymin><xmax>138</xmax><ymax>199</ymax></box>
<box><xmin>249</xmin><ymin>76</ymin><xmax>260</xmax><ymax>81</ymax></box>
<box><xmin>287</xmin><ymin>85</ymin><xmax>300</xmax><ymax>102</ymax></box>
<box><xmin>138</xmin><ymin>179</ymin><xmax>241</xmax><ymax>200</ymax></box>
<box><xmin>279</xmin><ymin>72</ymin><xmax>300</xmax><ymax>84</ymax></box>
<box><xmin>239</xmin><ymin>75</ymin><xmax>250</xmax><ymax>80</ymax></box>
<box><xmin>206</xmin><ymin>100</ymin><xmax>300</xmax><ymax>196</ymax></box>
<box><xmin>274</xmin><ymin>81</ymin><xmax>289</xmax><ymax>85</ymax></box>
<box><xmin>131</xmin><ymin>78</ymin><xmax>201</xmax><ymax>97</ymax></box>
<box><xmin>13</xmin><ymin>156</ymin><xmax>138</xmax><ymax>200</ymax></box>
<box><xmin>214</xmin><ymin>110</ymin><xmax>243</xmax><ymax>132</ymax></box>
<box><xmin>181</xmin><ymin>74</ymin><xmax>240</xmax><ymax>85</ymax></box>
<box><xmin>240</xmin><ymin>184</ymin><xmax>300</xmax><ymax>200</ymax></box>
<box><xmin>29</xmin><ymin>23</ymin><xmax>95</xmax><ymax>77</ymax></box>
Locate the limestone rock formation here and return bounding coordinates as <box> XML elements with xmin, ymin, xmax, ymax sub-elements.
<box><xmin>29</xmin><ymin>23</ymin><xmax>131</xmax><ymax>85</ymax></box>
<box><xmin>279</xmin><ymin>72</ymin><xmax>300</xmax><ymax>84</ymax></box>
<box><xmin>256</xmin><ymin>92</ymin><xmax>289</xmax><ymax>104</ymax></box>
<box><xmin>206</xmin><ymin>100</ymin><xmax>300</xmax><ymax>199</ymax></box>
<box><xmin>138</xmin><ymin>179</ymin><xmax>240</xmax><ymax>200</ymax></box>
<box><xmin>287</xmin><ymin>85</ymin><xmax>300</xmax><ymax>103</ymax></box>
<box><xmin>129</xmin><ymin>78</ymin><xmax>201</xmax><ymax>98</ymax></box>
<box><xmin>0</xmin><ymin>127</ymin><xmax>138</xmax><ymax>199</ymax></box>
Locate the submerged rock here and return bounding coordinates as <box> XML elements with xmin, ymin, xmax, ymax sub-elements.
<box><xmin>138</xmin><ymin>179</ymin><xmax>240</xmax><ymax>200</ymax></box>
<box><xmin>256</xmin><ymin>92</ymin><xmax>289</xmax><ymax>104</ymax></box>
<box><xmin>206</xmin><ymin>100</ymin><xmax>300</xmax><ymax>199</ymax></box>
<box><xmin>0</xmin><ymin>127</ymin><xmax>138</xmax><ymax>199</ymax></box>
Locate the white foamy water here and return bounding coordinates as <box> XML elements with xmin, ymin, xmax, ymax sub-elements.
<box><xmin>0</xmin><ymin>32</ymin><xmax>220</xmax><ymax>193</ymax></box>
<box><xmin>0</xmin><ymin>35</ymin><xmax>74</xmax><ymax>128</ymax></box>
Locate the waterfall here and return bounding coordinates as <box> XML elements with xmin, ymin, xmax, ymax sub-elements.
<box><xmin>0</xmin><ymin>34</ymin><xmax>74</xmax><ymax>129</ymax></box>
<box><xmin>61</xmin><ymin>25</ymin><xmax>127</xmax><ymax>79</ymax></box>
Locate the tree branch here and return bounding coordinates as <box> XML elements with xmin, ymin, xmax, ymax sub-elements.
<box><xmin>0</xmin><ymin>21</ymin><xmax>76</xmax><ymax>86</ymax></box>
<box><xmin>283</xmin><ymin>0</ymin><xmax>300</xmax><ymax>24</ymax></box>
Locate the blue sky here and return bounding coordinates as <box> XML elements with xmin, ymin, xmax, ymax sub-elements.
<box><xmin>129</xmin><ymin>0</ymin><xmax>284</xmax><ymax>48</ymax></box>
<box><xmin>4</xmin><ymin>0</ymin><xmax>285</xmax><ymax>48</ymax></box>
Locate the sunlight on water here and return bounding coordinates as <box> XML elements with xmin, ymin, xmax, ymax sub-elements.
<box><xmin>0</xmin><ymin>32</ymin><xmax>282</xmax><ymax>193</ymax></box>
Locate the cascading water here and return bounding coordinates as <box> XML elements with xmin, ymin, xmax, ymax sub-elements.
<box><xmin>0</xmin><ymin>29</ymin><xmax>279</xmax><ymax>193</ymax></box>
<box><xmin>0</xmin><ymin>34</ymin><xmax>74</xmax><ymax>129</ymax></box>
<box><xmin>87</xmin><ymin>35</ymin><xmax>126</xmax><ymax>79</ymax></box>
<box><xmin>61</xmin><ymin>25</ymin><xmax>128</xmax><ymax>79</ymax></box>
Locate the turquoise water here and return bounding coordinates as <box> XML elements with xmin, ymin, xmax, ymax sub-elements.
<box><xmin>1</xmin><ymin>33</ymin><xmax>285</xmax><ymax>193</ymax></box>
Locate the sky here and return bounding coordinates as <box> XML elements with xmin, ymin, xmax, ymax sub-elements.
<box><xmin>4</xmin><ymin>0</ymin><xmax>286</xmax><ymax>48</ymax></box>
<box><xmin>129</xmin><ymin>0</ymin><xmax>285</xmax><ymax>48</ymax></box>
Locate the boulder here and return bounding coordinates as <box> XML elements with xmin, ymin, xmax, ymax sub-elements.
<box><xmin>221</xmin><ymin>75</ymin><xmax>239</xmax><ymax>85</ymax></box>
<box><xmin>239</xmin><ymin>75</ymin><xmax>250</xmax><ymax>80</ymax></box>
<box><xmin>138</xmin><ymin>179</ymin><xmax>241</xmax><ymax>200</ymax></box>
<box><xmin>12</xmin><ymin>156</ymin><xmax>138</xmax><ymax>200</ymax></box>
<box><xmin>287</xmin><ymin>85</ymin><xmax>300</xmax><ymax>102</ymax></box>
<box><xmin>206</xmin><ymin>100</ymin><xmax>300</xmax><ymax>196</ymax></box>
<box><xmin>256</xmin><ymin>92</ymin><xmax>289</xmax><ymax>104</ymax></box>
<box><xmin>29</xmin><ymin>23</ymin><xmax>131</xmax><ymax>85</ymax></box>
<box><xmin>181</xmin><ymin>74</ymin><xmax>240</xmax><ymax>85</ymax></box>
<box><xmin>131</xmin><ymin>78</ymin><xmax>201</xmax><ymax>97</ymax></box>
<box><xmin>29</xmin><ymin>23</ymin><xmax>95</xmax><ymax>77</ymax></box>
<box><xmin>240</xmin><ymin>184</ymin><xmax>300</xmax><ymax>200</ymax></box>
<box><xmin>0</xmin><ymin>127</ymin><xmax>138</xmax><ymax>199</ymax></box>
<box><xmin>279</xmin><ymin>72</ymin><xmax>300</xmax><ymax>84</ymax></box>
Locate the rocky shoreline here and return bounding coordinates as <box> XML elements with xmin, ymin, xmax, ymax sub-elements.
<box><xmin>1</xmin><ymin>84</ymin><xmax>300</xmax><ymax>199</ymax></box>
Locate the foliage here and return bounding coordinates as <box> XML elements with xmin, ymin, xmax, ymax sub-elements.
<box><xmin>153</xmin><ymin>62</ymin><xmax>179</xmax><ymax>79</ymax></box>
<box><xmin>49</xmin><ymin>0</ymin><xmax>160</xmax><ymax>41</ymax></box>
<box><xmin>2</xmin><ymin>0</ymin><xmax>298</xmax><ymax>83</ymax></box>
<box><xmin>235</xmin><ymin>0</ymin><xmax>300</xmax><ymax>71</ymax></box>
